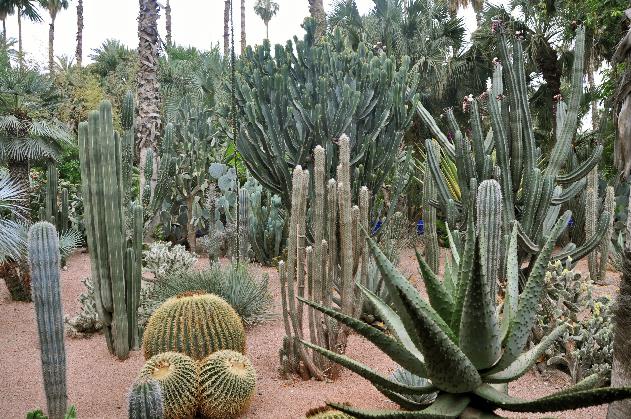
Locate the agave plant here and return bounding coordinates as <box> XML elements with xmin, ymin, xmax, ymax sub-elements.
<box><xmin>299</xmin><ymin>180</ymin><xmax>631</xmax><ymax>417</ymax></box>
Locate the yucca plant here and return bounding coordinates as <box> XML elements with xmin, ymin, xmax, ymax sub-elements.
<box><xmin>299</xmin><ymin>180</ymin><xmax>631</xmax><ymax>417</ymax></box>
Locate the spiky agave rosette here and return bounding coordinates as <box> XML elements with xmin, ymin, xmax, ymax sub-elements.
<box><xmin>298</xmin><ymin>180</ymin><xmax>631</xmax><ymax>417</ymax></box>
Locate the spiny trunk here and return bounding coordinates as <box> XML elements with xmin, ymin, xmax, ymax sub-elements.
<box><xmin>223</xmin><ymin>0</ymin><xmax>230</xmax><ymax>57</ymax></box>
<box><xmin>17</xmin><ymin>9</ymin><xmax>23</xmax><ymax>68</ymax></box>
<box><xmin>165</xmin><ymin>0</ymin><xmax>172</xmax><ymax>46</ymax></box>
<box><xmin>49</xmin><ymin>19</ymin><xmax>55</xmax><ymax>75</ymax></box>
<box><xmin>137</xmin><ymin>0</ymin><xmax>161</xmax><ymax>199</ymax></box>
<box><xmin>308</xmin><ymin>0</ymin><xmax>326</xmax><ymax>42</ymax></box>
<box><xmin>607</xmin><ymin>190</ymin><xmax>631</xmax><ymax>418</ymax></box>
<box><xmin>76</xmin><ymin>0</ymin><xmax>83</xmax><ymax>67</ymax></box>
<box><xmin>240</xmin><ymin>0</ymin><xmax>246</xmax><ymax>53</ymax></box>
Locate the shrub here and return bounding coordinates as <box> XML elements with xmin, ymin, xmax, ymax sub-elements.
<box><xmin>143</xmin><ymin>241</ymin><xmax>197</xmax><ymax>281</ymax></box>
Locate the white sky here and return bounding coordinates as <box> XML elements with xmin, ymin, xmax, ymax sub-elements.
<box><xmin>7</xmin><ymin>0</ymin><xmax>478</xmax><ymax>67</ymax></box>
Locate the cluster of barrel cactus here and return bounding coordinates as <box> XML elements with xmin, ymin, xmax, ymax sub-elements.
<box><xmin>279</xmin><ymin>136</ymin><xmax>370</xmax><ymax>380</ymax></box>
<box><xmin>419</xmin><ymin>25</ymin><xmax>611</xmax><ymax>275</ymax></box>
<box><xmin>233</xmin><ymin>18</ymin><xmax>418</xmax><ymax>209</ymax></box>
<box><xmin>78</xmin><ymin>100</ymin><xmax>144</xmax><ymax>359</ymax></box>
<box><xmin>131</xmin><ymin>291</ymin><xmax>256</xmax><ymax>418</ymax></box>
<box><xmin>298</xmin><ymin>179</ymin><xmax>631</xmax><ymax>417</ymax></box>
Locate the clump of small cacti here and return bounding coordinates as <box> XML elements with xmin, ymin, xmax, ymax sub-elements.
<box><xmin>198</xmin><ymin>350</ymin><xmax>256</xmax><ymax>418</ymax></box>
<box><xmin>142</xmin><ymin>292</ymin><xmax>246</xmax><ymax>360</ymax></box>
<box><xmin>128</xmin><ymin>377</ymin><xmax>165</xmax><ymax>419</ymax></box>
<box><xmin>143</xmin><ymin>241</ymin><xmax>197</xmax><ymax>282</ymax></box>
<box><xmin>65</xmin><ymin>278</ymin><xmax>103</xmax><ymax>337</ymax></box>
<box><xmin>28</xmin><ymin>222</ymin><xmax>67</xmax><ymax>419</ymax></box>
<box><xmin>138</xmin><ymin>352</ymin><xmax>199</xmax><ymax>419</ymax></box>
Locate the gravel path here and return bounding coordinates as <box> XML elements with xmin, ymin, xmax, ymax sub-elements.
<box><xmin>0</xmin><ymin>249</ymin><xmax>615</xmax><ymax>418</ymax></box>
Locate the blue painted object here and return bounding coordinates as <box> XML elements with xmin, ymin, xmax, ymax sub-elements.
<box><xmin>416</xmin><ymin>219</ymin><xmax>425</xmax><ymax>235</ymax></box>
<box><xmin>568</xmin><ymin>216</ymin><xmax>575</xmax><ymax>227</ymax></box>
<box><xmin>371</xmin><ymin>220</ymin><xmax>382</xmax><ymax>236</ymax></box>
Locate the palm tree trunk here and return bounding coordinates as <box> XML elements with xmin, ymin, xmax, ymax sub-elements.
<box><xmin>137</xmin><ymin>0</ymin><xmax>161</xmax><ymax>196</ymax></box>
<box><xmin>2</xmin><ymin>18</ymin><xmax>6</xmax><ymax>41</ymax></box>
<box><xmin>224</xmin><ymin>0</ymin><xmax>230</xmax><ymax>57</ymax></box>
<box><xmin>240</xmin><ymin>0</ymin><xmax>246</xmax><ymax>53</ymax></box>
<box><xmin>76</xmin><ymin>0</ymin><xmax>83</xmax><ymax>67</ymax></box>
<box><xmin>165</xmin><ymin>0</ymin><xmax>172</xmax><ymax>46</ymax></box>
<box><xmin>308</xmin><ymin>0</ymin><xmax>326</xmax><ymax>41</ymax></box>
<box><xmin>266</xmin><ymin>22</ymin><xmax>269</xmax><ymax>40</ymax></box>
<box><xmin>17</xmin><ymin>8</ymin><xmax>23</xmax><ymax>68</ymax></box>
<box><xmin>49</xmin><ymin>18</ymin><xmax>55</xmax><ymax>74</ymax></box>
<box><xmin>588</xmin><ymin>46</ymin><xmax>599</xmax><ymax>130</ymax></box>
<box><xmin>608</xmin><ymin>191</ymin><xmax>631</xmax><ymax>418</ymax></box>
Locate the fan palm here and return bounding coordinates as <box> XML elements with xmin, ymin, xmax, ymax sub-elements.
<box><xmin>0</xmin><ymin>171</ymin><xmax>25</xmax><ymax>263</ymax></box>
<box><xmin>253</xmin><ymin>0</ymin><xmax>278</xmax><ymax>39</ymax></box>
<box><xmin>10</xmin><ymin>0</ymin><xmax>43</xmax><ymax>66</ymax></box>
<box><xmin>0</xmin><ymin>2</ymin><xmax>14</xmax><ymax>40</ymax></box>
<box><xmin>40</xmin><ymin>0</ymin><xmax>69</xmax><ymax>74</ymax></box>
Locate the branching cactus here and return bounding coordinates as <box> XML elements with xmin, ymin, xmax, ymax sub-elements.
<box><xmin>418</xmin><ymin>25</ymin><xmax>610</xmax><ymax>275</ymax></box>
<box><xmin>78</xmin><ymin>100</ymin><xmax>144</xmax><ymax>359</ymax></box>
<box><xmin>279</xmin><ymin>136</ymin><xmax>370</xmax><ymax>380</ymax></box>
<box><xmin>296</xmin><ymin>180</ymin><xmax>631</xmax><ymax>417</ymax></box>
<box><xmin>28</xmin><ymin>222</ymin><xmax>67</xmax><ymax>419</ymax></box>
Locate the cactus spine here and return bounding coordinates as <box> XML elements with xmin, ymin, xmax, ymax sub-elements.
<box><xmin>28</xmin><ymin>222</ymin><xmax>67</xmax><ymax>419</ymax></box>
<box><xmin>279</xmin><ymin>135</ymin><xmax>370</xmax><ymax>380</ymax></box>
<box><xmin>128</xmin><ymin>378</ymin><xmax>164</xmax><ymax>419</ymax></box>
<box><xmin>78</xmin><ymin>100</ymin><xmax>144</xmax><ymax>359</ymax></box>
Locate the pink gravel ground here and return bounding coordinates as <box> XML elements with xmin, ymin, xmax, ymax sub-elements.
<box><xmin>0</xmin><ymin>248</ymin><xmax>616</xmax><ymax>418</ymax></box>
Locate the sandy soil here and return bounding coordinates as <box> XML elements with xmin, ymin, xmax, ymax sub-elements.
<box><xmin>0</xmin><ymin>248</ymin><xmax>618</xmax><ymax>418</ymax></box>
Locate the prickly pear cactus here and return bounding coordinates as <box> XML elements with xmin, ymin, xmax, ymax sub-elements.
<box><xmin>138</xmin><ymin>352</ymin><xmax>198</xmax><ymax>419</ymax></box>
<box><xmin>142</xmin><ymin>292</ymin><xmax>246</xmax><ymax>360</ymax></box>
<box><xmin>198</xmin><ymin>350</ymin><xmax>256</xmax><ymax>418</ymax></box>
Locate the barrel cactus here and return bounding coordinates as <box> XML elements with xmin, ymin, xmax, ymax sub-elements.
<box><xmin>305</xmin><ymin>406</ymin><xmax>355</xmax><ymax>418</ymax></box>
<box><xmin>28</xmin><ymin>222</ymin><xmax>68</xmax><ymax>419</ymax></box>
<box><xmin>198</xmin><ymin>350</ymin><xmax>256</xmax><ymax>418</ymax></box>
<box><xmin>138</xmin><ymin>352</ymin><xmax>198</xmax><ymax>419</ymax></box>
<box><xmin>128</xmin><ymin>378</ymin><xmax>164</xmax><ymax>419</ymax></box>
<box><xmin>143</xmin><ymin>292</ymin><xmax>246</xmax><ymax>360</ymax></box>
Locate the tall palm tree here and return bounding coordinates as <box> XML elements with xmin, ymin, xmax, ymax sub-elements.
<box><xmin>253</xmin><ymin>0</ymin><xmax>278</xmax><ymax>39</ymax></box>
<box><xmin>308</xmin><ymin>0</ymin><xmax>326</xmax><ymax>41</ymax></box>
<box><xmin>75</xmin><ymin>0</ymin><xmax>83</xmax><ymax>67</ymax></box>
<box><xmin>241</xmin><ymin>0</ymin><xmax>246</xmax><ymax>53</ymax></box>
<box><xmin>224</xmin><ymin>0</ymin><xmax>230</xmax><ymax>57</ymax></box>
<box><xmin>12</xmin><ymin>0</ymin><xmax>43</xmax><ymax>67</ymax></box>
<box><xmin>40</xmin><ymin>0</ymin><xmax>69</xmax><ymax>75</ymax></box>
<box><xmin>0</xmin><ymin>2</ymin><xmax>14</xmax><ymax>41</ymax></box>
<box><xmin>137</xmin><ymin>0</ymin><xmax>161</xmax><ymax>197</ymax></box>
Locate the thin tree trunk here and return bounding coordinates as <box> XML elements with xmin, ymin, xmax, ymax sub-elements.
<box><xmin>240</xmin><ymin>0</ymin><xmax>246</xmax><ymax>53</ymax></box>
<box><xmin>137</xmin><ymin>0</ymin><xmax>161</xmax><ymax>198</ymax></box>
<box><xmin>17</xmin><ymin>8</ymin><xmax>23</xmax><ymax>68</ymax></box>
<box><xmin>308</xmin><ymin>0</ymin><xmax>326</xmax><ymax>41</ymax></box>
<box><xmin>2</xmin><ymin>19</ymin><xmax>6</xmax><ymax>41</ymax></box>
<box><xmin>49</xmin><ymin>18</ymin><xmax>55</xmax><ymax>75</ymax></box>
<box><xmin>608</xmin><ymin>191</ymin><xmax>631</xmax><ymax>418</ymax></box>
<box><xmin>165</xmin><ymin>0</ymin><xmax>172</xmax><ymax>46</ymax></box>
<box><xmin>76</xmin><ymin>0</ymin><xmax>83</xmax><ymax>67</ymax></box>
<box><xmin>223</xmin><ymin>0</ymin><xmax>230</xmax><ymax>57</ymax></box>
<box><xmin>588</xmin><ymin>47</ymin><xmax>599</xmax><ymax>130</ymax></box>
<box><xmin>266</xmin><ymin>22</ymin><xmax>269</xmax><ymax>40</ymax></box>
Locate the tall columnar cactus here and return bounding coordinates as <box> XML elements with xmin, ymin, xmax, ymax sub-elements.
<box><xmin>297</xmin><ymin>180</ymin><xmax>631</xmax><ymax>417</ymax></box>
<box><xmin>138</xmin><ymin>352</ymin><xmax>198</xmax><ymax>419</ymax></box>
<box><xmin>238</xmin><ymin>188</ymin><xmax>250</xmax><ymax>260</ymax></box>
<box><xmin>419</xmin><ymin>25</ymin><xmax>608</xmax><ymax>274</ymax></box>
<box><xmin>422</xmin><ymin>149</ymin><xmax>439</xmax><ymax>274</ymax></box>
<box><xmin>586</xmin><ymin>168</ymin><xmax>616</xmax><ymax>283</ymax></box>
<box><xmin>477</xmin><ymin>180</ymin><xmax>503</xmax><ymax>298</ymax></box>
<box><xmin>142</xmin><ymin>292</ymin><xmax>246</xmax><ymax>360</ymax></box>
<box><xmin>198</xmin><ymin>350</ymin><xmax>257</xmax><ymax>419</ymax></box>
<box><xmin>234</xmin><ymin>18</ymin><xmax>418</xmax><ymax>209</ymax></box>
<box><xmin>78</xmin><ymin>100</ymin><xmax>144</xmax><ymax>359</ymax></box>
<box><xmin>279</xmin><ymin>136</ymin><xmax>370</xmax><ymax>380</ymax></box>
<box><xmin>27</xmin><ymin>222</ymin><xmax>67</xmax><ymax>419</ymax></box>
<box><xmin>128</xmin><ymin>378</ymin><xmax>164</xmax><ymax>419</ymax></box>
<box><xmin>121</xmin><ymin>91</ymin><xmax>135</xmax><ymax>209</ymax></box>
<box><xmin>45</xmin><ymin>164</ymin><xmax>58</xmax><ymax>223</ymax></box>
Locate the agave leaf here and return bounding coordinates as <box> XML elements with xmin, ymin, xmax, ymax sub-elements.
<box><xmin>499</xmin><ymin>211</ymin><xmax>570</xmax><ymax>367</ymax></box>
<box><xmin>474</xmin><ymin>384</ymin><xmax>631</xmax><ymax>413</ymax></box>
<box><xmin>298</xmin><ymin>296</ymin><xmax>427</xmax><ymax>377</ymax></box>
<box><xmin>358</xmin><ymin>283</ymin><xmax>425</xmax><ymax>363</ymax></box>
<box><xmin>375</xmin><ymin>386</ymin><xmax>435</xmax><ymax>411</ymax></box>
<box><xmin>458</xmin><ymin>244</ymin><xmax>501</xmax><ymax>370</ymax></box>
<box><xmin>443</xmin><ymin>255</ymin><xmax>456</xmax><ymax>300</ymax></box>
<box><xmin>552</xmin><ymin>373</ymin><xmax>606</xmax><ymax>395</ymax></box>
<box><xmin>415</xmin><ymin>248</ymin><xmax>454</xmax><ymax>322</ymax></box>
<box><xmin>450</xmin><ymin>214</ymin><xmax>476</xmax><ymax>334</ymax></box>
<box><xmin>300</xmin><ymin>340</ymin><xmax>435</xmax><ymax>396</ymax></box>
<box><xmin>328</xmin><ymin>393</ymin><xmax>470</xmax><ymax>418</ymax></box>
<box><xmin>366</xmin><ymin>233</ymin><xmax>456</xmax><ymax>343</ymax></box>
<box><xmin>484</xmin><ymin>324</ymin><xmax>567</xmax><ymax>382</ymax></box>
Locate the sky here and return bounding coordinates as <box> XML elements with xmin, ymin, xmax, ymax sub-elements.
<box><xmin>5</xmin><ymin>0</ymin><xmax>479</xmax><ymax>67</ymax></box>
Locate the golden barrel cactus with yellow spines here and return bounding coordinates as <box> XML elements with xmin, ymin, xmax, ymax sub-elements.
<box><xmin>142</xmin><ymin>292</ymin><xmax>246</xmax><ymax>361</ymax></box>
<box><xmin>198</xmin><ymin>350</ymin><xmax>256</xmax><ymax>418</ymax></box>
<box><xmin>138</xmin><ymin>352</ymin><xmax>198</xmax><ymax>419</ymax></box>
